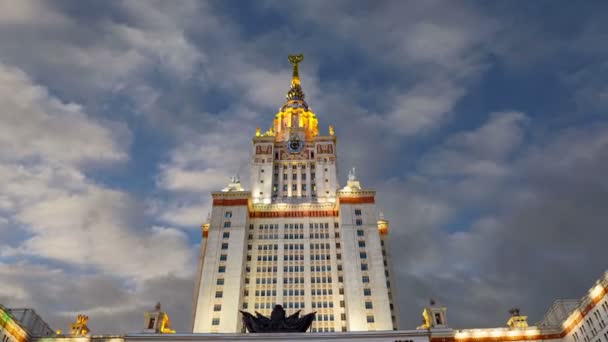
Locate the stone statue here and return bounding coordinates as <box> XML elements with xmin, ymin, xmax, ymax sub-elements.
<box><xmin>240</xmin><ymin>305</ymin><xmax>315</xmax><ymax>333</ymax></box>
<box><xmin>348</xmin><ymin>167</ymin><xmax>357</xmax><ymax>181</ymax></box>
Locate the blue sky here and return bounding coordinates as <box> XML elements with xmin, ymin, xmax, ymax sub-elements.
<box><xmin>0</xmin><ymin>0</ymin><xmax>607</xmax><ymax>334</ymax></box>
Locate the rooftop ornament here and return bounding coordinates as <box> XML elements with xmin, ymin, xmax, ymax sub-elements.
<box><xmin>240</xmin><ymin>304</ymin><xmax>315</xmax><ymax>333</ymax></box>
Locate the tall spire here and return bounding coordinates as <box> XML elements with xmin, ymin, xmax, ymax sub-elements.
<box><xmin>286</xmin><ymin>54</ymin><xmax>305</xmax><ymax>101</ymax></box>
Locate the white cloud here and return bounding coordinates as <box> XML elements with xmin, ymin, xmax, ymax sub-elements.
<box><xmin>0</xmin><ymin>63</ymin><xmax>129</xmax><ymax>164</ymax></box>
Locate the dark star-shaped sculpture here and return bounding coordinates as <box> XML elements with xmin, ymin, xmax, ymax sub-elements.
<box><xmin>240</xmin><ymin>305</ymin><xmax>316</xmax><ymax>333</ymax></box>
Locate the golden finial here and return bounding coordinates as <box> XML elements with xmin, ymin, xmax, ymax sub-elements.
<box><xmin>288</xmin><ymin>54</ymin><xmax>304</xmax><ymax>85</ymax></box>
<box><xmin>329</xmin><ymin>125</ymin><xmax>334</xmax><ymax>136</ymax></box>
<box><xmin>286</xmin><ymin>54</ymin><xmax>305</xmax><ymax>101</ymax></box>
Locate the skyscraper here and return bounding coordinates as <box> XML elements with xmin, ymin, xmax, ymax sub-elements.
<box><xmin>192</xmin><ymin>55</ymin><xmax>399</xmax><ymax>333</ymax></box>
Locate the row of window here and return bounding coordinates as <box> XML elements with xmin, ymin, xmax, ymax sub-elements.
<box><xmin>283</xmin><ymin>289</ymin><xmax>306</xmax><ymax>296</ymax></box>
<box><xmin>275</xmin><ymin>163</ymin><xmax>316</xmax><ymax>170</ymax></box>
<box><xmin>255</xmin><ymin>278</ymin><xmax>277</xmax><ymax>284</ymax></box>
<box><xmin>284</xmin><ymin>266</ymin><xmax>305</xmax><ymax>272</ymax></box>
<box><xmin>257</xmin><ymin>244</ymin><xmax>278</xmax><ymax>250</ymax></box>
<box><xmin>312</xmin><ymin>301</ymin><xmax>334</xmax><ymax>308</ymax></box>
<box><xmin>257</xmin><ymin>255</ymin><xmax>278</xmax><ymax>261</ymax></box>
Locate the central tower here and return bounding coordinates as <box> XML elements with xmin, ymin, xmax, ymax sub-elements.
<box><xmin>250</xmin><ymin>54</ymin><xmax>337</xmax><ymax>205</ymax></box>
<box><xmin>192</xmin><ymin>55</ymin><xmax>399</xmax><ymax>334</ymax></box>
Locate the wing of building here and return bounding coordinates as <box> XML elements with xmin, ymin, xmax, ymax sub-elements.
<box><xmin>191</xmin><ymin>55</ymin><xmax>400</xmax><ymax>333</ymax></box>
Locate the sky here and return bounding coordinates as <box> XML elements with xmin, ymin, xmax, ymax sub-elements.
<box><xmin>0</xmin><ymin>0</ymin><xmax>607</xmax><ymax>334</ymax></box>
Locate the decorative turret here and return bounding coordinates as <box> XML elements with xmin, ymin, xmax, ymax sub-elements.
<box><xmin>507</xmin><ymin>308</ymin><xmax>529</xmax><ymax>329</ymax></box>
<box><xmin>377</xmin><ymin>212</ymin><xmax>389</xmax><ymax>236</ymax></box>
<box><xmin>69</xmin><ymin>314</ymin><xmax>89</xmax><ymax>336</ymax></box>
<box><xmin>143</xmin><ymin>303</ymin><xmax>176</xmax><ymax>334</ymax></box>
<box><xmin>417</xmin><ymin>299</ymin><xmax>448</xmax><ymax>330</ymax></box>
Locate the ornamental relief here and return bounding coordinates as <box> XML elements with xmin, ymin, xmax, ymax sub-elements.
<box><xmin>255</xmin><ymin>145</ymin><xmax>272</xmax><ymax>155</ymax></box>
<box><xmin>316</xmin><ymin>143</ymin><xmax>334</xmax><ymax>154</ymax></box>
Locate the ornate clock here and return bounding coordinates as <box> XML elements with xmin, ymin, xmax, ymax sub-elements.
<box><xmin>287</xmin><ymin>136</ymin><xmax>303</xmax><ymax>154</ymax></box>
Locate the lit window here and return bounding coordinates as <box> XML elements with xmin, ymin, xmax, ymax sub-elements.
<box><xmin>225</xmin><ymin>211</ymin><xmax>232</xmax><ymax>218</ymax></box>
<box><xmin>212</xmin><ymin>318</ymin><xmax>220</xmax><ymax>325</ymax></box>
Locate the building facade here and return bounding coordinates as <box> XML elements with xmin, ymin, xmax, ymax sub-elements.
<box><xmin>191</xmin><ymin>55</ymin><xmax>399</xmax><ymax>333</ymax></box>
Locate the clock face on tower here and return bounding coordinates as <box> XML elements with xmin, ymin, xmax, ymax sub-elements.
<box><xmin>287</xmin><ymin>136</ymin><xmax>303</xmax><ymax>154</ymax></box>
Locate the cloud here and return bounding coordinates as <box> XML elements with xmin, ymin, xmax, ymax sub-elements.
<box><xmin>0</xmin><ymin>63</ymin><xmax>129</xmax><ymax>165</ymax></box>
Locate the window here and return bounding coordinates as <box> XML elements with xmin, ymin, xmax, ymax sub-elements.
<box><xmin>365</xmin><ymin>302</ymin><xmax>373</xmax><ymax>309</ymax></box>
<box><xmin>283</xmin><ymin>184</ymin><xmax>288</xmax><ymax>191</ymax></box>
<box><xmin>355</xmin><ymin>209</ymin><xmax>362</xmax><ymax>216</ymax></box>
<box><xmin>216</xmin><ymin>278</ymin><xmax>224</xmax><ymax>285</ymax></box>
<box><xmin>302</xmin><ymin>184</ymin><xmax>307</xmax><ymax>191</ymax></box>
<box><xmin>362</xmin><ymin>276</ymin><xmax>370</xmax><ymax>283</ymax></box>
<box><xmin>225</xmin><ymin>211</ymin><xmax>232</xmax><ymax>218</ymax></box>
<box><xmin>283</xmin><ymin>174</ymin><xmax>288</xmax><ymax>180</ymax></box>
<box><xmin>221</xmin><ymin>243</ymin><xmax>228</xmax><ymax>250</ymax></box>
<box><xmin>215</xmin><ymin>291</ymin><xmax>223</xmax><ymax>298</ymax></box>
<box><xmin>148</xmin><ymin>318</ymin><xmax>156</xmax><ymax>329</ymax></box>
<box><xmin>218</xmin><ymin>266</ymin><xmax>226</xmax><ymax>273</ymax></box>
<box><xmin>220</xmin><ymin>254</ymin><xmax>227</xmax><ymax>261</ymax></box>
<box><xmin>292</xmin><ymin>173</ymin><xmax>297</xmax><ymax>180</ymax></box>
<box><xmin>292</xmin><ymin>184</ymin><xmax>297</xmax><ymax>191</ymax></box>
<box><xmin>222</xmin><ymin>232</ymin><xmax>230</xmax><ymax>238</ymax></box>
<box><xmin>364</xmin><ymin>289</ymin><xmax>371</xmax><ymax>296</ymax></box>
<box><xmin>367</xmin><ymin>315</ymin><xmax>375</xmax><ymax>323</ymax></box>
<box><xmin>311</xmin><ymin>172</ymin><xmax>316</xmax><ymax>180</ymax></box>
<box><xmin>224</xmin><ymin>221</ymin><xmax>231</xmax><ymax>228</ymax></box>
<box><xmin>435</xmin><ymin>313</ymin><xmax>443</xmax><ymax>325</ymax></box>
<box><xmin>212</xmin><ymin>318</ymin><xmax>220</xmax><ymax>326</ymax></box>
<box><xmin>357</xmin><ymin>230</ymin><xmax>364</xmax><ymax>236</ymax></box>
<box><xmin>356</xmin><ymin>219</ymin><xmax>363</xmax><ymax>226</ymax></box>
<box><xmin>358</xmin><ymin>241</ymin><xmax>366</xmax><ymax>247</ymax></box>
<box><xmin>213</xmin><ymin>304</ymin><xmax>221</xmax><ymax>312</ymax></box>
<box><xmin>361</xmin><ymin>263</ymin><xmax>368</xmax><ymax>271</ymax></box>
<box><xmin>360</xmin><ymin>252</ymin><xmax>367</xmax><ymax>259</ymax></box>
<box><xmin>302</xmin><ymin>173</ymin><xmax>306</xmax><ymax>180</ymax></box>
